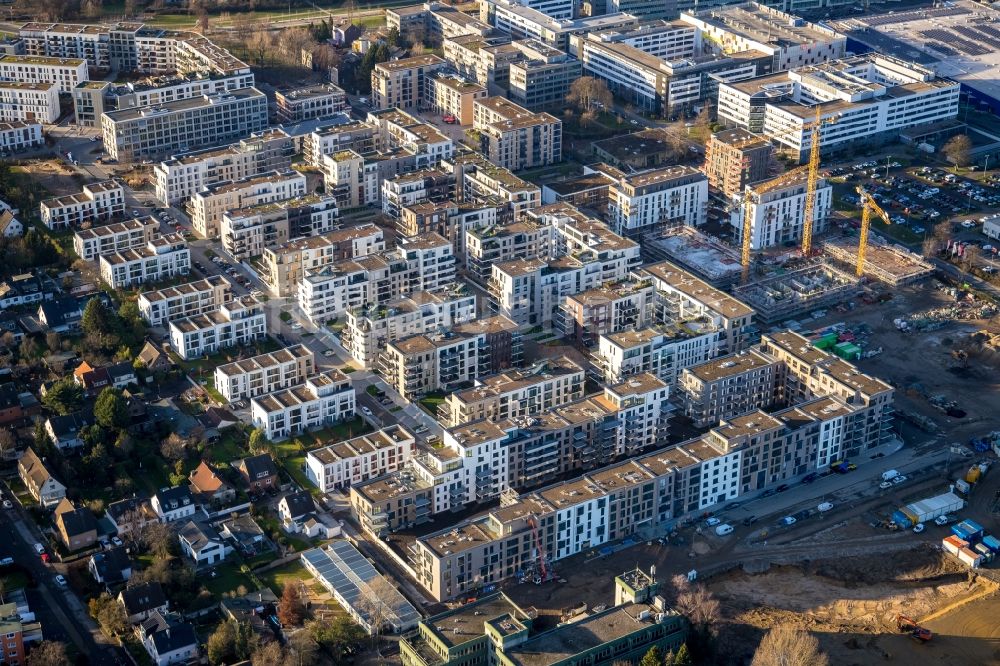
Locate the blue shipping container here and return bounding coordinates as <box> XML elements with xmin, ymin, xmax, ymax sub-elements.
<box><xmin>952</xmin><ymin>525</ymin><xmax>972</xmax><ymax>540</ymax></box>
<box><xmin>892</xmin><ymin>510</ymin><xmax>913</xmax><ymax>528</ymax></box>
<box><xmin>982</xmin><ymin>535</ymin><xmax>1000</xmax><ymax>552</ymax></box>
<box><xmin>964</xmin><ymin>519</ymin><xmax>985</xmax><ymax>534</ymax></box>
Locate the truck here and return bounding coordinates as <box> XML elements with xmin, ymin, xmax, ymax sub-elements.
<box><xmin>893</xmin><ymin>492</ymin><xmax>965</xmax><ymax>528</ymax></box>
<box><xmin>881</xmin><ymin>469</ymin><xmax>900</xmax><ymax>482</ymax></box>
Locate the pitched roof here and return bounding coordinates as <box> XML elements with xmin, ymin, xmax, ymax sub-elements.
<box><xmin>154</xmin><ymin>485</ymin><xmax>194</xmax><ymax>511</ymax></box>
<box><xmin>239</xmin><ymin>454</ymin><xmax>278</xmax><ymax>479</ymax></box>
<box><xmin>119</xmin><ymin>581</ymin><xmax>167</xmax><ymax>615</ymax></box>
<box><xmin>90</xmin><ymin>547</ymin><xmax>131</xmax><ymax>582</ymax></box>
<box><xmin>200</xmin><ymin>406</ymin><xmax>237</xmax><ymax>429</ymax></box>
<box><xmin>137</xmin><ymin>341</ymin><xmax>169</xmax><ymax>369</ymax></box>
<box><xmin>142</xmin><ymin>612</ymin><xmax>198</xmax><ymax>654</ymax></box>
<box><xmin>106</xmin><ymin>497</ymin><xmax>154</xmax><ymax>523</ymax></box>
<box><xmin>47</xmin><ymin>409</ymin><xmax>93</xmax><ymax>438</ymax></box>
<box><xmin>281</xmin><ymin>491</ymin><xmax>315</xmax><ymax>520</ymax></box>
<box><xmin>18</xmin><ymin>447</ymin><xmax>58</xmax><ymax>489</ymax></box>
<box><xmin>55</xmin><ymin>499</ymin><xmax>97</xmax><ymax>537</ymax></box>
<box><xmin>0</xmin><ymin>210</ymin><xmax>19</xmax><ymax>234</ymax></box>
<box><xmin>188</xmin><ymin>460</ymin><xmax>227</xmax><ymax>495</ymax></box>
<box><xmin>178</xmin><ymin>520</ymin><xmax>221</xmax><ymax>553</ymax></box>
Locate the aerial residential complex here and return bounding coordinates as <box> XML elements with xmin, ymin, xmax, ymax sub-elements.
<box><xmin>73</xmin><ymin>217</ymin><xmax>159</xmax><ymax>261</ymax></box>
<box><xmin>40</xmin><ymin>181</ymin><xmax>125</xmax><ymax>230</ymax></box>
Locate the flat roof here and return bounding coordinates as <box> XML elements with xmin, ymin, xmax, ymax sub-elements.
<box><xmin>215</xmin><ymin>343</ymin><xmax>311</xmax><ymax>377</ymax></box>
<box><xmin>103</xmin><ymin>87</ymin><xmax>263</xmax><ymax>122</ymax></box>
<box><xmin>641</xmin><ymin>260</ymin><xmax>754</xmax><ymax>319</ymax></box>
<box><xmin>687</xmin><ymin>349</ymin><xmax>775</xmax><ymax>383</ymax></box>
<box><xmin>682</xmin><ymin>3</ymin><xmax>843</xmax><ymax>50</ymax></box>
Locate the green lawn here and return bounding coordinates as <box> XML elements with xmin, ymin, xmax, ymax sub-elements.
<box><xmin>257</xmin><ymin>560</ymin><xmax>311</xmax><ymax>594</ymax></box>
<box><xmin>207</xmin><ymin>430</ymin><xmax>248</xmax><ymax>465</ymax></box>
<box><xmin>282</xmin><ymin>455</ymin><xmax>318</xmax><ymax>496</ymax></box>
<box><xmin>0</xmin><ymin>569</ymin><xmax>30</xmax><ymax>592</ymax></box>
<box><xmin>419</xmin><ymin>391</ymin><xmax>448</xmax><ymax>415</ymax></box>
<box><xmin>203</xmin><ymin>562</ymin><xmax>255</xmax><ymax>597</ymax></box>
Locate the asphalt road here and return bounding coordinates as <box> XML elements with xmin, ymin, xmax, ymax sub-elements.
<box><xmin>0</xmin><ymin>493</ymin><xmax>124</xmax><ymax>665</ymax></box>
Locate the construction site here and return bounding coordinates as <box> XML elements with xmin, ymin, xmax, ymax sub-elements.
<box><xmin>643</xmin><ymin>226</ymin><xmax>744</xmax><ymax>287</ymax></box>
<box><xmin>732</xmin><ymin>261</ymin><xmax>861</xmax><ymax>323</ymax></box>
<box><xmin>824</xmin><ymin>235</ymin><xmax>936</xmax><ymax>286</ymax></box>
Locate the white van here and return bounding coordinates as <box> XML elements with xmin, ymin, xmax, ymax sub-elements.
<box><xmin>714</xmin><ymin>524</ymin><xmax>734</xmax><ymax>536</ymax></box>
<box><xmin>817</xmin><ymin>502</ymin><xmax>834</xmax><ymax>512</ymax></box>
<box><xmin>881</xmin><ymin>469</ymin><xmax>899</xmax><ymax>482</ymax></box>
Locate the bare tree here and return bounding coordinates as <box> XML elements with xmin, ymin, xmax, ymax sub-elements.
<box><xmin>0</xmin><ymin>429</ymin><xmax>17</xmax><ymax>461</ymax></box>
<box><xmin>356</xmin><ymin>577</ymin><xmax>397</xmax><ymax>650</ymax></box>
<box><xmin>566</xmin><ymin>77</ymin><xmax>612</xmax><ymax>114</ymax></box>
<box><xmin>160</xmin><ymin>432</ymin><xmax>188</xmax><ymax>462</ymax></box>
<box><xmin>674</xmin><ymin>582</ymin><xmax>720</xmax><ymax>628</ymax></box>
<box><xmin>248</xmin><ymin>24</ymin><xmax>273</xmax><ymax>66</ymax></box>
<box><xmin>751</xmin><ymin>625</ymin><xmax>829</xmax><ymax>666</ymax></box>
<box><xmin>279</xmin><ymin>27</ymin><xmax>315</xmax><ymax>64</ymax></box>
<box><xmin>943</xmin><ymin>134</ymin><xmax>973</xmax><ymax>168</ymax></box>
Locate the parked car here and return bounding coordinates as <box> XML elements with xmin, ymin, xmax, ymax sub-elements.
<box><xmin>54</xmin><ymin>574</ymin><xmax>67</xmax><ymax>587</ymax></box>
<box><xmin>714</xmin><ymin>524</ymin><xmax>734</xmax><ymax>536</ymax></box>
<box><xmin>913</xmin><ymin>523</ymin><xmax>925</xmax><ymax>533</ymax></box>
<box><xmin>892</xmin><ymin>474</ymin><xmax>907</xmax><ymax>485</ymax></box>
<box><xmin>361</xmin><ymin>406</ymin><xmax>373</xmax><ymax>417</ymax></box>
<box><xmin>743</xmin><ymin>515</ymin><xmax>758</xmax><ymax>526</ymax></box>
<box><xmin>817</xmin><ymin>502</ymin><xmax>834</xmax><ymax>512</ymax></box>
<box><xmin>776</xmin><ymin>484</ymin><xmax>790</xmax><ymax>493</ymax></box>
<box><xmin>781</xmin><ymin>516</ymin><xmax>797</xmax><ymax>526</ymax></box>
<box><xmin>705</xmin><ymin>517</ymin><xmax>721</xmax><ymax>527</ymax></box>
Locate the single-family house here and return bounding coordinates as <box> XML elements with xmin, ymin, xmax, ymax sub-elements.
<box><xmin>236</xmin><ymin>454</ymin><xmax>279</xmax><ymax>492</ymax></box>
<box><xmin>53</xmin><ymin>498</ymin><xmax>98</xmax><ymax>551</ymax></box>
<box><xmin>187</xmin><ymin>461</ymin><xmax>235</xmax><ymax>507</ymax></box>
<box><xmin>150</xmin><ymin>486</ymin><xmax>196</xmax><ymax>523</ymax></box>
<box><xmin>118</xmin><ymin>582</ymin><xmax>169</xmax><ymax>624</ymax></box>
<box><xmin>37</xmin><ymin>296</ymin><xmax>84</xmax><ymax>333</ymax></box>
<box><xmin>89</xmin><ymin>547</ymin><xmax>132</xmax><ymax>586</ymax></box>
<box><xmin>178</xmin><ymin>521</ymin><xmax>230</xmax><ymax>566</ymax></box>
<box><xmin>301</xmin><ymin>514</ymin><xmax>341</xmax><ymax>539</ymax></box>
<box><xmin>45</xmin><ymin>409</ymin><xmax>93</xmax><ymax>450</ymax></box>
<box><xmin>0</xmin><ymin>209</ymin><xmax>22</xmax><ymax>238</ymax></box>
<box><xmin>0</xmin><ymin>272</ymin><xmax>55</xmax><ymax>310</ymax></box>
<box><xmin>0</xmin><ymin>382</ymin><xmax>40</xmax><ymax>429</ymax></box>
<box><xmin>219</xmin><ymin>514</ymin><xmax>266</xmax><ymax>555</ymax></box>
<box><xmin>220</xmin><ymin>589</ymin><xmax>279</xmax><ymax>642</ymax></box>
<box><xmin>108</xmin><ymin>361</ymin><xmax>137</xmax><ymax>389</ymax></box>
<box><xmin>136</xmin><ymin>341</ymin><xmax>173</xmax><ymax>374</ymax></box>
<box><xmin>278</xmin><ymin>491</ymin><xmax>315</xmax><ymax>533</ymax></box>
<box><xmin>106</xmin><ymin>497</ymin><xmax>159</xmax><ymax>539</ymax></box>
<box><xmin>139</xmin><ymin>611</ymin><xmax>198</xmax><ymax>666</ymax></box>
<box><xmin>17</xmin><ymin>447</ymin><xmax>66</xmax><ymax>508</ymax></box>
<box><xmin>73</xmin><ymin>361</ymin><xmax>111</xmax><ymax>396</ymax></box>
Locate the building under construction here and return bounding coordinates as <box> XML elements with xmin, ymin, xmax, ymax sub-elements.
<box><xmin>642</xmin><ymin>226</ymin><xmax>744</xmax><ymax>288</ymax></box>
<box><xmin>734</xmin><ymin>261</ymin><xmax>860</xmax><ymax>323</ymax></box>
<box><xmin>823</xmin><ymin>235</ymin><xmax>935</xmax><ymax>287</ymax></box>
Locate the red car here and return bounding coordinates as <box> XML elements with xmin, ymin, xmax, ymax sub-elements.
<box><xmin>40</xmin><ymin>552</ymin><xmax>50</xmax><ymax>563</ymax></box>
<box><xmin>442</xmin><ymin>114</ymin><xmax>456</xmax><ymax>124</ymax></box>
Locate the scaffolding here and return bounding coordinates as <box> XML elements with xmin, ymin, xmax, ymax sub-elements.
<box><xmin>733</xmin><ymin>261</ymin><xmax>861</xmax><ymax>323</ymax></box>
<box><xmin>823</xmin><ymin>236</ymin><xmax>935</xmax><ymax>287</ymax></box>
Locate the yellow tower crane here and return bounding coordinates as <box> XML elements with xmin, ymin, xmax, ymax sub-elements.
<box><xmin>856</xmin><ymin>186</ymin><xmax>891</xmax><ymax>278</ymax></box>
<box><xmin>800</xmin><ymin>108</ymin><xmax>824</xmax><ymax>258</ymax></box>
<box><xmin>740</xmin><ymin>165</ymin><xmax>809</xmax><ymax>283</ymax></box>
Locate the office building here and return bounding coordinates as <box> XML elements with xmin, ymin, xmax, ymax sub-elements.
<box><xmin>137</xmin><ymin>275</ymin><xmax>231</xmax><ymax>327</ymax></box>
<box><xmin>188</xmin><ymin>169</ymin><xmax>306</xmax><ymax>240</ymax></box>
<box><xmin>41</xmin><ymin>180</ymin><xmax>125</xmax><ymax>230</ymax></box>
<box><xmin>73</xmin><ymin>216</ymin><xmax>159</xmax><ymax>261</ymax></box>
<box><xmin>379</xmin><ymin>315</ymin><xmax>520</xmax><ymax>401</ymax></box>
<box><xmin>298</xmin><ymin>232</ymin><xmax>456</xmax><ymax>323</ymax></box>
<box><xmin>473</xmin><ymin>97</ymin><xmax>562</xmax><ymax>170</ymax></box>
<box><xmin>734</xmin><ymin>173</ymin><xmax>832</xmax><ymax>250</ymax></box>
<box><xmin>387</xmin><ymin>3</ymin><xmax>492</xmax><ymax>42</ymax></box>
<box><xmin>220</xmin><ymin>193</ymin><xmax>339</xmax><ymax>261</ymax></box>
<box><xmin>371</xmin><ymin>55</ymin><xmax>447</xmax><ymax>112</ymax></box>
<box><xmin>425</xmin><ymin>72</ymin><xmax>487</xmax><ymax>126</ymax></box>
<box><xmin>0</xmin><ymin>81</ymin><xmax>59</xmax><ymax>123</ymax></box>
<box><xmin>484</xmin><ymin>0</ymin><xmax>639</xmax><ymax>50</ymax></box>
<box><xmin>680</xmin><ymin>3</ymin><xmax>846</xmax><ymax>72</ymax></box>
<box><xmin>607</xmin><ymin>166</ymin><xmax>707</xmax><ymax>235</ymax></box>
<box><xmin>305</xmin><ymin>425</ymin><xmax>416</xmax><ymax>493</ymax></box>
<box><xmin>703</xmin><ymin>128</ymin><xmax>771</xmax><ymax>197</ymax></box>
<box><xmin>98</xmin><ymin>234</ymin><xmax>190</xmax><ymax>289</ymax></box>
<box><xmin>261</xmin><ymin>224</ymin><xmax>385</xmax><ymax>297</ymax></box>
<box><xmin>101</xmin><ymin>87</ymin><xmax>268</xmax><ymax>162</ymax></box>
<box><xmin>153</xmin><ymin>129</ymin><xmax>294</xmax><ymax>206</ymax></box>
<box><xmin>717</xmin><ymin>55</ymin><xmax>960</xmax><ymax>159</ymax></box>
<box><xmin>214</xmin><ymin>344</ymin><xmax>315</xmax><ymax>402</ymax></box>
<box><xmin>250</xmin><ymin>369</ymin><xmax>356</xmax><ymax>440</ymax></box>
<box><xmin>507</xmin><ymin>39</ymin><xmax>582</xmax><ymax>111</ymax></box>
<box><xmin>168</xmin><ymin>295</ymin><xmax>266</xmax><ymax>360</ymax></box>
<box><xmin>275</xmin><ymin>84</ymin><xmax>347</xmax><ymax>123</ymax></box>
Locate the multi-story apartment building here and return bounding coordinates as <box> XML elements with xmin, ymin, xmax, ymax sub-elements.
<box><xmin>221</xmin><ymin>193</ymin><xmax>339</xmax><ymax>261</ymax></box>
<box><xmin>387</xmin><ymin>3</ymin><xmax>492</xmax><ymax>42</ymax></box>
<box><xmin>560</xmin><ymin>276</ymin><xmax>655</xmax><ymax>346</ymax></box>
<box><xmin>73</xmin><ymin>216</ymin><xmax>159</xmax><ymax>261</ymax></box>
<box><xmin>261</xmin><ymin>224</ymin><xmax>385</xmax><ymax>297</ymax></box>
<box><xmin>637</xmin><ymin>260</ymin><xmax>754</xmax><ymax>355</ymax></box>
<box><xmin>298</xmin><ymin>232</ymin><xmax>456</xmax><ymax>324</ymax></box>
<box><xmin>439</xmin><ymin>356</ymin><xmax>585</xmax><ymax>427</ymax></box>
<box><xmin>275</xmin><ymin>84</ymin><xmax>347</xmax><ymax>123</ymax></box>
<box><xmin>442</xmin><ymin>152</ymin><xmax>541</xmax><ymax>216</ymax></box>
<box><xmin>703</xmin><ymin>128</ymin><xmax>771</xmax><ymax>198</ymax></box>
<box><xmin>0</xmin><ymin>54</ymin><xmax>87</xmax><ymax>93</ymax></box>
<box><xmin>400</xmin><ymin>199</ymin><xmax>504</xmax><ymax>260</ymax></box>
<box><xmin>441</xmin><ymin>34</ymin><xmax>512</xmax><ymax>85</ymax></box>
<box><xmin>680</xmin><ymin>3</ymin><xmax>846</xmax><ymax>73</ymax></box>
<box><xmin>678</xmin><ymin>348</ymin><xmax>779</xmax><ymax>426</ymax></box>
<box><xmin>507</xmin><ymin>39</ymin><xmax>581</xmax><ymax>111</ymax></box>
<box><xmin>380</xmin><ymin>168</ymin><xmax>454</xmax><ymax>220</ymax></box>
<box><xmin>101</xmin><ymin>87</ymin><xmax>268</xmax><ymax>162</ymax></box>
<box><xmin>472</xmin><ymin>97</ymin><xmax>561</xmax><ymax>171</ymax></box>
<box><xmin>304</xmin><ymin>120</ymin><xmax>376</xmax><ymax>167</ymax></box>
<box><xmin>188</xmin><ymin>169</ymin><xmax>306</xmax><ymax>240</ymax></box>
<box><xmin>305</xmin><ymin>425</ymin><xmax>415</xmax><ymax>493</ymax></box>
<box><xmin>153</xmin><ymin>129</ymin><xmax>294</xmax><ymax>205</ymax></box>
<box><xmin>465</xmin><ymin>217</ymin><xmax>549</xmax><ymax>284</ymax></box>
<box><xmin>214</xmin><ymin>344</ymin><xmax>315</xmax><ymax>402</ymax></box>
<box><xmin>0</xmin><ymin>602</ymin><xmax>31</xmax><ymax>666</ymax></box>
<box><xmin>717</xmin><ymin>55</ymin><xmax>960</xmax><ymax>160</ymax></box>
<box><xmin>735</xmin><ymin>174</ymin><xmax>832</xmax><ymax>250</ymax></box>
<box><xmin>425</xmin><ymin>72</ymin><xmax>487</xmax><ymax>126</ymax></box>
<box><xmin>592</xmin><ymin>323</ymin><xmax>723</xmax><ymax>389</ymax></box>
<box><xmin>41</xmin><ymin>180</ymin><xmax>125</xmax><ymax>230</ymax></box>
<box><xmin>342</xmin><ymin>284</ymin><xmax>476</xmax><ymax>367</ymax></box>
<box><xmin>379</xmin><ymin>315</ymin><xmax>520</xmax><ymax>401</ymax></box>
<box><xmin>137</xmin><ymin>275</ymin><xmax>230</xmax><ymax>326</ymax></box>
<box><xmin>0</xmin><ymin>81</ymin><xmax>59</xmax><ymax>123</ymax></box>
<box><xmin>607</xmin><ymin>165</ymin><xmax>708</xmax><ymax>235</ymax></box>
<box><xmin>0</xmin><ymin>120</ymin><xmax>42</xmax><ymax>150</ymax></box>
<box><xmin>371</xmin><ymin>55</ymin><xmax>447</xmax><ymax>112</ymax></box>
<box><xmin>98</xmin><ymin>234</ymin><xmax>190</xmax><ymax>289</ymax></box>
<box><xmin>168</xmin><ymin>295</ymin><xmax>266</xmax><ymax>360</ymax></box>
<box><xmin>369</xmin><ymin>108</ymin><xmax>455</xmax><ymax>168</ymax></box>
<box><xmin>250</xmin><ymin>369</ymin><xmax>356</xmax><ymax>440</ymax></box>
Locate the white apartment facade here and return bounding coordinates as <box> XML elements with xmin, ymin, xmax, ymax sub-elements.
<box><xmin>137</xmin><ymin>275</ymin><xmax>231</xmax><ymax>327</ymax></box>
<box><xmin>593</xmin><ymin>325</ymin><xmax>723</xmax><ymax>388</ymax></box>
<box><xmin>305</xmin><ymin>426</ymin><xmax>415</xmax><ymax>493</ymax></box>
<box><xmin>168</xmin><ymin>295</ymin><xmax>267</xmax><ymax>360</ymax></box>
<box><xmin>607</xmin><ymin>166</ymin><xmax>708</xmax><ymax>235</ymax></box>
<box><xmin>220</xmin><ymin>194</ymin><xmax>340</xmax><ymax>261</ymax></box>
<box><xmin>214</xmin><ymin>344</ymin><xmax>315</xmax><ymax>402</ymax></box>
<box><xmin>73</xmin><ymin>217</ymin><xmax>159</xmax><ymax>261</ymax></box>
<box><xmin>0</xmin><ymin>120</ymin><xmax>43</xmax><ymax>150</ymax></box>
<box><xmin>735</xmin><ymin>175</ymin><xmax>832</xmax><ymax>250</ymax></box>
<box><xmin>250</xmin><ymin>369</ymin><xmax>356</xmax><ymax>440</ymax></box>
<box><xmin>40</xmin><ymin>180</ymin><xmax>125</xmax><ymax>230</ymax></box>
<box><xmin>0</xmin><ymin>54</ymin><xmax>87</xmax><ymax>93</ymax></box>
<box><xmin>261</xmin><ymin>224</ymin><xmax>386</xmax><ymax>297</ymax></box>
<box><xmin>0</xmin><ymin>82</ymin><xmax>59</xmax><ymax>123</ymax></box>
<box><xmin>98</xmin><ymin>234</ymin><xmax>190</xmax><ymax>289</ymax></box>
<box><xmin>188</xmin><ymin>169</ymin><xmax>306</xmax><ymax>240</ymax></box>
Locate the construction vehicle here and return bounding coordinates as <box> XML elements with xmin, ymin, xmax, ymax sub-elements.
<box><xmin>733</xmin><ymin>109</ymin><xmax>833</xmax><ymax>283</ymax></box>
<box><xmin>856</xmin><ymin>186</ymin><xmax>891</xmax><ymax>278</ymax></box>
<box><xmin>897</xmin><ymin>615</ymin><xmax>933</xmax><ymax>642</ymax></box>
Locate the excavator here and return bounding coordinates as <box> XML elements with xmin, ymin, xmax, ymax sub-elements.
<box><xmin>897</xmin><ymin>614</ymin><xmax>933</xmax><ymax>642</ymax></box>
